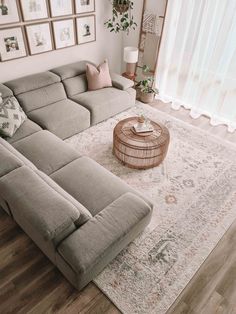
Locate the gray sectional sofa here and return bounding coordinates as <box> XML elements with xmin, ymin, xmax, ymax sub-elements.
<box><xmin>0</xmin><ymin>61</ymin><xmax>152</xmax><ymax>290</ymax></box>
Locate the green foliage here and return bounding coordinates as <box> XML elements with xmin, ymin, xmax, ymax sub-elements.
<box><xmin>104</xmin><ymin>0</ymin><xmax>137</xmax><ymax>34</ymax></box>
<box><xmin>137</xmin><ymin>65</ymin><xmax>159</xmax><ymax>94</ymax></box>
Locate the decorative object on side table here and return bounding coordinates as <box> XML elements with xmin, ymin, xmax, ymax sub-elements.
<box><xmin>113</xmin><ymin>116</ymin><xmax>170</xmax><ymax>169</ymax></box>
<box><xmin>104</xmin><ymin>0</ymin><xmax>137</xmax><ymax>34</ymax></box>
<box><xmin>137</xmin><ymin>64</ymin><xmax>159</xmax><ymax>103</ymax></box>
<box><xmin>123</xmin><ymin>46</ymin><xmax>138</xmax><ymax>81</ymax></box>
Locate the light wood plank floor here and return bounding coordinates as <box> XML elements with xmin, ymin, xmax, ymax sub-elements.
<box><xmin>0</xmin><ymin>101</ymin><xmax>235</xmax><ymax>314</ymax></box>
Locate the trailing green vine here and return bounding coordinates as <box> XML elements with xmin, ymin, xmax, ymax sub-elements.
<box><xmin>104</xmin><ymin>0</ymin><xmax>137</xmax><ymax>34</ymax></box>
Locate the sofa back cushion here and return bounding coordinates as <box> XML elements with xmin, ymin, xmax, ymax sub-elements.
<box><xmin>5</xmin><ymin>72</ymin><xmax>67</xmax><ymax>113</ymax></box>
<box><xmin>17</xmin><ymin>83</ymin><xmax>66</xmax><ymax>113</ymax></box>
<box><xmin>0</xmin><ymin>83</ymin><xmax>13</xmax><ymax>99</ymax></box>
<box><xmin>51</xmin><ymin>61</ymin><xmax>95</xmax><ymax>97</ymax></box>
<box><xmin>0</xmin><ymin>143</ymin><xmax>23</xmax><ymax>177</ymax></box>
<box><xmin>0</xmin><ymin>137</ymin><xmax>36</xmax><ymax>177</ymax></box>
<box><xmin>63</xmin><ymin>74</ymin><xmax>87</xmax><ymax>97</ymax></box>
<box><xmin>0</xmin><ymin>165</ymin><xmax>91</xmax><ymax>247</ymax></box>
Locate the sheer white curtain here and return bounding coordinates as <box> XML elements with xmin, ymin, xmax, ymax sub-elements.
<box><xmin>156</xmin><ymin>0</ymin><xmax>236</xmax><ymax>132</ymax></box>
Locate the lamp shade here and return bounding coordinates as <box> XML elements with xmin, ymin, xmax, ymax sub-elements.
<box><xmin>124</xmin><ymin>46</ymin><xmax>139</xmax><ymax>63</ymax></box>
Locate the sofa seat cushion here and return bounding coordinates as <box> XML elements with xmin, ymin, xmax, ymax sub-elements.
<box><xmin>51</xmin><ymin>156</ymin><xmax>153</xmax><ymax>216</ymax></box>
<box><xmin>56</xmin><ymin>192</ymin><xmax>152</xmax><ymax>290</ymax></box>
<box><xmin>12</xmin><ymin>130</ymin><xmax>80</xmax><ymax>176</ymax></box>
<box><xmin>71</xmin><ymin>87</ymin><xmax>135</xmax><ymax>125</ymax></box>
<box><xmin>6</xmin><ymin>118</ymin><xmax>42</xmax><ymax>144</ymax></box>
<box><xmin>27</xmin><ymin>99</ymin><xmax>90</xmax><ymax>139</ymax></box>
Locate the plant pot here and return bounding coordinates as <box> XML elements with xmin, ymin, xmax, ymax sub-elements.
<box><xmin>140</xmin><ymin>92</ymin><xmax>155</xmax><ymax>104</ymax></box>
<box><xmin>114</xmin><ymin>3</ymin><xmax>129</xmax><ymax>13</ymax></box>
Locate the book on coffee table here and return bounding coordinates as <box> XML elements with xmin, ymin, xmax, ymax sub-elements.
<box><xmin>133</xmin><ymin>123</ymin><xmax>154</xmax><ymax>133</ymax></box>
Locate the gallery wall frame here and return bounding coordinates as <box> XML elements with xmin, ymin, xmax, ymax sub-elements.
<box><xmin>0</xmin><ymin>0</ymin><xmax>21</xmax><ymax>25</ymax></box>
<box><xmin>49</xmin><ymin>0</ymin><xmax>74</xmax><ymax>18</ymax></box>
<box><xmin>52</xmin><ymin>18</ymin><xmax>76</xmax><ymax>50</ymax></box>
<box><xmin>0</xmin><ymin>26</ymin><xmax>27</xmax><ymax>61</ymax></box>
<box><xmin>20</xmin><ymin>0</ymin><xmax>49</xmax><ymax>22</ymax></box>
<box><xmin>75</xmin><ymin>0</ymin><xmax>95</xmax><ymax>15</ymax></box>
<box><xmin>76</xmin><ymin>14</ymin><xmax>96</xmax><ymax>45</ymax></box>
<box><xmin>25</xmin><ymin>21</ymin><xmax>54</xmax><ymax>55</ymax></box>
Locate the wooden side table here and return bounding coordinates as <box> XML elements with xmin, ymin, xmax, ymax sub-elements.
<box><xmin>113</xmin><ymin>117</ymin><xmax>170</xmax><ymax>169</ymax></box>
<box><xmin>122</xmin><ymin>72</ymin><xmax>136</xmax><ymax>81</ymax></box>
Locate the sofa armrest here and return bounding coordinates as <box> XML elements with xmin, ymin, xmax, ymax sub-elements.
<box><xmin>57</xmin><ymin>192</ymin><xmax>152</xmax><ymax>290</ymax></box>
<box><xmin>111</xmin><ymin>72</ymin><xmax>134</xmax><ymax>90</ymax></box>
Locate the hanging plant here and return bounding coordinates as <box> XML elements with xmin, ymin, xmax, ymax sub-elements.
<box><xmin>104</xmin><ymin>0</ymin><xmax>137</xmax><ymax>34</ymax></box>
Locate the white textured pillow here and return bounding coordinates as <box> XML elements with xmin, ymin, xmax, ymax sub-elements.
<box><xmin>0</xmin><ymin>96</ymin><xmax>27</xmax><ymax>138</ymax></box>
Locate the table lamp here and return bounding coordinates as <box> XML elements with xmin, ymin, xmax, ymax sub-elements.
<box><xmin>123</xmin><ymin>46</ymin><xmax>139</xmax><ymax>79</ymax></box>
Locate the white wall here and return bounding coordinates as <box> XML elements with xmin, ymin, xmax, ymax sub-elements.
<box><xmin>0</xmin><ymin>1</ymin><xmax>123</xmax><ymax>82</ymax></box>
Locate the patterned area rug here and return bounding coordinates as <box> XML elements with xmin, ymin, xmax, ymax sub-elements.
<box><xmin>65</xmin><ymin>103</ymin><xmax>236</xmax><ymax>314</ymax></box>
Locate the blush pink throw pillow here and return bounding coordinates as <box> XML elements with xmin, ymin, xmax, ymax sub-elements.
<box><xmin>86</xmin><ymin>60</ymin><xmax>112</xmax><ymax>91</ymax></box>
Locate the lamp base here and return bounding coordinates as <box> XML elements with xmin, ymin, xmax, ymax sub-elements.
<box><xmin>126</xmin><ymin>62</ymin><xmax>136</xmax><ymax>76</ymax></box>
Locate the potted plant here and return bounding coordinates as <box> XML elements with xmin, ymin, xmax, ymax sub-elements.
<box><xmin>104</xmin><ymin>0</ymin><xmax>137</xmax><ymax>34</ymax></box>
<box><xmin>137</xmin><ymin>65</ymin><xmax>159</xmax><ymax>104</ymax></box>
<box><xmin>113</xmin><ymin>0</ymin><xmax>130</xmax><ymax>13</ymax></box>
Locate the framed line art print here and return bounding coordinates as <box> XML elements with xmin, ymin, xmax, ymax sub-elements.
<box><xmin>20</xmin><ymin>0</ymin><xmax>48</xmax><ymax>21</ymax></box>
<box><xmin>53</xmin><ymin>19</ymin><xmax>75</xmax><ymax>49</ymax></box>
<box><xmin>25</xmin><ymin>22</ymin><xmax>53</xmax><ymax>55</ymax></box>
<box><xmin>0</xmin><ymin>27</ymin><xmax>27</xmax><ymax>61</ymax></box>
<box><xmin>76</xmin><ymin>15</ymin><xmax>96</xmax><ymax>44</ymax></box>
<box><xmin>0</xmin><ymin>0</ymin><xmax>20</xmax><ymax>25</ymax></box>
<box><xmin>75</xmin><ymin>0</ymin><xmax>95</xmax><ymax>14</ymax></box>
<box><xmin>49</xmin><ymin>0</ymin><xmax>73</xmax><ymax>18</ymax></box>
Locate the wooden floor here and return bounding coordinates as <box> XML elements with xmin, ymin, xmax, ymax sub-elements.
<box><xmin>0</xmin><ymin>101</ymin><xmax>236</xmax><ymax>314</ymax></box>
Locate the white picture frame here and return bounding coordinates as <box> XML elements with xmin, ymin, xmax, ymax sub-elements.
<box><xmin>20</xmin><ymin>0</ymin><xmax>48</xmax><ymax>21</ymax></box>
<box><xmin>53</xmin><ymin>19</ymin><xmax>75</xmax><ymax>49</ymax></box>
<box><xmin>0</xmin><ymin>0</ymin><xmax>20</xmax><ymax>25</ymax></box>
<box><xmin>49</xmin><ymin>0</ymin><xmax>73</xmax><ymax>17</ymax></box>
<box><xmin>75</xmin><ymin>0</ymin><xmax>95</xmax><ymax>14</ymax></box>
<box><xmin>76</xmin><ymin>15</ymin><xmax>95</xmax><ymax>44</ymax></box>
<box><xmin>0</xmin><ymin>27</ymin><xmax>27</xmax><ymax>61</ymax></box>
<box><xmin>25</xmin><ymin>22</ymin><xmax>53</xmax><ymax>55</ymax></box>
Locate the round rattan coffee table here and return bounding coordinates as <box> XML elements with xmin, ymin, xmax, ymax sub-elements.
<box><xmin>113</xmin><ymin>117</ymin><xmax>170</xmax><ymax>169</ymax></box>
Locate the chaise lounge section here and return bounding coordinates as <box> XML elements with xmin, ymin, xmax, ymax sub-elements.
<box><xmin>0</xmin><ymin>136</ymin><xmax>152</xmax><ymax>290</ymax></box>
